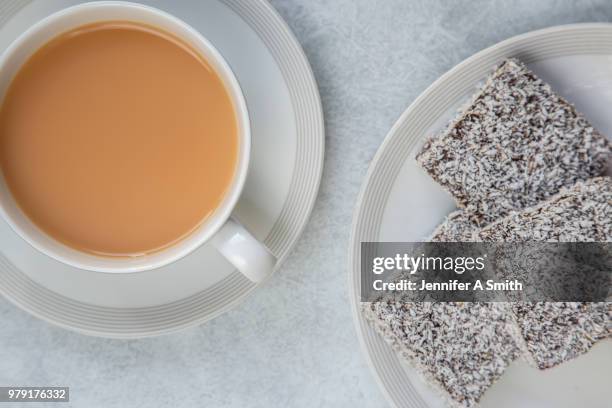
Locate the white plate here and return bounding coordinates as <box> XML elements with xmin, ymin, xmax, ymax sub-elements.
<box><xmin>349</xmin><ymin>24</ymin><xmax>612</xmax><ymax>408</ymax></box>
<box><xmin>0</xmin><ymin>0</ymin><xmax>324</xmax><ymax>338</ymax></box>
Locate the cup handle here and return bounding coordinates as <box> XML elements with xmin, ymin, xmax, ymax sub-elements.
<box><xmin>211</xmin><ymin>217</ymin><xmax>276</xmax><ymax>283</ymax></box>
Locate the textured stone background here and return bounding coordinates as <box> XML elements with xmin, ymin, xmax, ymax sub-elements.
<box><xmin>2</xmin><ymin>0</ymin><xmax>612</xmax><ymax>407</ymax></box>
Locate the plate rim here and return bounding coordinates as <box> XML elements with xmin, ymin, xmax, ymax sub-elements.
<box><xmin>348</xmin><ymin>22</ymin><xmax>612</xmax><ymax>408</ymax></box>
<box><xmin>0</xmin><ymin>0</ymin><xmax>325</xmax><ymax>338</ymax></box>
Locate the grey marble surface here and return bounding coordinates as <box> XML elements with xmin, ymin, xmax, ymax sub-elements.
<box><xmin>2</xmin><ymin>0</ymin><xmax>612</xmax><ymax>407</ymax></box>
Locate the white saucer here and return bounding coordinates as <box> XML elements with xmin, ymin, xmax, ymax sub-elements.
<box><xmin>0</xmin><ymin>0</ymin><xmax>324</xmax><ymax>338</ymax></box>
<box><xmin>349</xmin><ymin>24</ymin><xmax>612</xmax><ymax>408</ymax></box>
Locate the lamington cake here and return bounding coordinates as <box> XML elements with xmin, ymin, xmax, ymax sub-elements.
<box><xmin>478</xmin><ymin>177</ymin><xmax>611</xmax><ymax>369</ymax></box>
<box><xmin>362</xmin><ymin>301</ymin><xmax>521</xmax><ymax>408</ymax></box>
<box><xmin>361</xmin><ymin>213</ymin><xmax>521</xmax><ymax>407</ymax></box>
<box><xmin>416</xmin><ymin>58</ymin><xmax>610</xmax><ymax>226</ymax></box>
<box><xmin>478</xmin><ymin>177</ymin><xmax>611</xmax><ymax>242</ymax></box>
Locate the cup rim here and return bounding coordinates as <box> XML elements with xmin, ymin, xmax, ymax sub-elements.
<box><xmin>0</xmin><ymin>1</ymin><xmax>251</xmax><ymax>273</ymax></box>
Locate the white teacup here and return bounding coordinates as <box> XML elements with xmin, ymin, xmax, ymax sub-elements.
<box><xmin>0</xmin><ymin>1</ymin><xmax>275</xmax><ymax>282</ymax></box>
